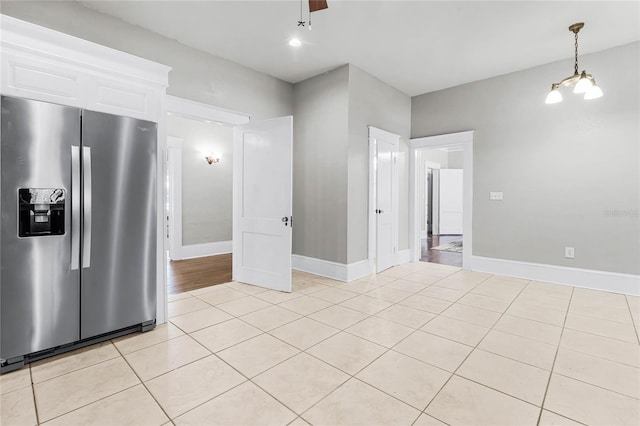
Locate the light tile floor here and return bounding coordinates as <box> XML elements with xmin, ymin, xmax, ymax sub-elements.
<box><xmin>2</xmin><ymin>261</ymin><xmax>640</xmax><ymax>425</ymax></box>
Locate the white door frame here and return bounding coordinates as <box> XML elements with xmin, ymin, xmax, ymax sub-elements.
<box><xmin>409</xmin><ymin>131</ymin><xmax>474</xmax><ymax>268</ymax></box>
<box><xmin>166</xmin><ymin>136</ymin><xmax>183</xmax><ymax>260</ymax></box>
<box><xmin>368</xmin><ymin>126</ymin><xmax>400</xmax><ymax>273</ymax></box>
<box><xmin>165</xmin><ymin>96</ymin><xmax>250</xmax><ymax>259</ymax></box>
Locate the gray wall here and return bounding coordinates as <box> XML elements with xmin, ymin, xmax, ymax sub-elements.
<box><xmin>412</xmin><ymin>42</ymin><xmax>640</xmax><ymax>275</ymax></box>
<box><xmin>167</xmin><ymin>116</ymin><xmax>233</xmax><ymax>245</ymax></box>
<box><xmin>292</xmin><ymin>66</ymin><xmax>350</xmax><ymax>263</ymax></box>
<box><xmin>292</xmin><ymin>65</ymin><xmax>410</xmax><ymax>265</ymax></box>
<box><xmin>448</xmin><ymin>151</ymin><xmax>464</xmax><ymax>169</ymax></box>
<box><xmin>0</xmin><ymin>1</ymin><xmax>293</xmax><ymax>120</ymax></box>
<box><xmin>347</xmin><ymin>65</ymin><xmax>411</xmax><ymax>263</ymax></box>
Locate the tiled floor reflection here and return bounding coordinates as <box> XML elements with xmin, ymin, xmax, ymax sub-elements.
<box><xmin>2</xmin><ymin>262</ymin><xmax>639</xmax><ymax>425</ymax></box>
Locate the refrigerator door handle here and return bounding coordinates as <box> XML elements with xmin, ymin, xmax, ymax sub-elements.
<box><xmin>82</xmin><ymin>146</ymin><xmax>92</xmax><ymax>269</ymax></box>
<box><xmin>71</xmin><ymin>146</ymin><xmax>80</xmax><ymax>270</ymax></box>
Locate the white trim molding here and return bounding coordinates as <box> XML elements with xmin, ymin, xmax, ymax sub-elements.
<box><xmin>166</xmin><ymin>95</ymin><xmax>250</xmax><ymax>125</ymax></box>
<box><xmin>409</xmin><ymin>131</ymin><xmax>474</xmax><ymax>269</ymax></box>
<box><xmin>471</xmin><ymin>256</ymin><xmax>640</xmax><ymax>296</ymax></box>
<box><xmin>175</xmin><ymin>241</ymin><xmax>233</xmax><ymax>260</ymax></box>
<box><xmin>398</xmin><ymin>249</ymin><xmax>411</xmax><ymax>265</ymax></box>
<box><xmin>292</xmin><ymin>255</ymin><xmax>372</xmax><ymax>282</ymax></box>
<box><xmin>165</xmin><ymin>96</ymin><xmax>250</xmax><ymax>265</ymax></box>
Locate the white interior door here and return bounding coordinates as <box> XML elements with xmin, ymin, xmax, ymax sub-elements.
<box><xmin>439</xmin><ymin>169</ymin><xmax>464</xmax><ymax>235</ymax></box>
<box><xmin>233</xmin><ymin>116</ymin><xmax>292</xmax><ymax>292</ymax></box>
<box><xmin>370</xmin><ymin>127</ymin><xmax>399</xmax><ymax>273</ymax></box>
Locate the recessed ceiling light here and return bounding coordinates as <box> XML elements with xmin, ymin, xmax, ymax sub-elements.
<box><xmin>288</xmin><ymin>38</ymin><xmax>302</xmax><ymax>47</ymax></box>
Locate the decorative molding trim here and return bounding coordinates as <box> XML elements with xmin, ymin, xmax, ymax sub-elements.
<box><xmin>292</xmin><ymin>255</ymin><xmax>373</xmax><ymax>282</ymax></box>
<box><xmin>398</xmin><ymin>249</ymin><xmax>411</xmax><ymax>265</ymax></box>
<box><xmin>0</xmin><ymin>15</ymin><xmax>171</xmax><ymax>87</ymax></box>
<box><xmin>347</xmin><ymin>259</ymin><xmax>374</xmax><ymax>282</ymax></box>
<box><xmin>471</xmin><ymin>256</ymin><xmax>640</xmax><ymax>296</ymax></box>
<box><xmin>173</xmin><ymin>241</ymin><xmax>232</xmax><ymax>260</ymax></box>
<box><xmin>166</xmin><ymin>95</ymin><xmax>250</xmax><ymax>125</ymax></box>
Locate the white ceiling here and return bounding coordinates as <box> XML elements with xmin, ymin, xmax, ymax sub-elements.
<box><xmin>80</xmin><ymin>1</ymin><xmax>639</xmax><ymax>96</ymax></box>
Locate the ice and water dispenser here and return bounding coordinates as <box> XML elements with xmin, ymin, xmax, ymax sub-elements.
<box><xmin>18</xmin><ymin>188</ymin><xmax>65</xmax><ymax>237</ymax></box>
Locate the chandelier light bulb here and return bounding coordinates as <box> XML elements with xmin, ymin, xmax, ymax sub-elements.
<box><xmin>573</xmin><ymin>72</ymin><xmax>593</xmax><ymax>94</ymax></box>
<box><xmin>545</xmin><ymin>87</ymin><xmax>563</xmax><ymax>104</ymax></box>
<box><xmin>584</xmin><ymin>84</ymin><xmax>604</xmax><ymax>100</ymax></box>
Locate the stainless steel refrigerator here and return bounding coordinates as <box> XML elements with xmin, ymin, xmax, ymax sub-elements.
<box><xmin>1</xmin><ymin>95</ymin><xmax>157</xmax><ymax>372</ymax></box>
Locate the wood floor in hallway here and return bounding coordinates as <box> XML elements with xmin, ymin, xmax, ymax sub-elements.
<box><xmin>420</xmin><ymin>234</ymin><xmax>463</xmax><ymax>267</ymax></box>
<box><xmin>167</xmin><ymin>253</ymin><xmax>232</xmax><ymax>295</ymax></box>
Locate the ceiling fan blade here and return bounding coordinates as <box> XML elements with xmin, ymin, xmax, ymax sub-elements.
<box><xmin>309</xmin><ymin>0</ymin><xmax>328</xmax><ymax>13</ymax></box>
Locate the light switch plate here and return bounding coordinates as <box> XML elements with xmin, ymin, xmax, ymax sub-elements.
<box><xmin>490</xmin><ymin>192</ymin><xmax>503</xmax><ymax>200</ymax></box>
<box><xmin>565</xmin><ymin>247</ymin><xmax>575</xmax><ymax>259</ymax></box>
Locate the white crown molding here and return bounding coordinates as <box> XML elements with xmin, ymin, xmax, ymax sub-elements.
<box><xmin>471</xmin><ymin>255</ymin><xmax>640</xmax><ymax>296</ymax></box>
<box><xmin>0</xmin><ymin>14</ymin><xmax>171</xmax><ymax>87</ymax></box>
<box><xmin>166</xmin><ymin>95</ymin><xmax>250</xmax><ymax>125</ymax></box>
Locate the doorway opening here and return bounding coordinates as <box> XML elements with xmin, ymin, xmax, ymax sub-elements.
<box><xmin>409</xmin><ymin>131</ymin><xmax>473</xmax><ymax>269</ymax></box>
<box><xmin>165</xmin><ymin>96</ymin><xmax>249</xmax><ymax>295</ymax></box>
<box><xmin>418</xmin><ymin>148</ymin><xmax>464</xmax><ymax>267</ymax></box>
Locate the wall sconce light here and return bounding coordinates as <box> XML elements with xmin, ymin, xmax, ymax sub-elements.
<box><xmin>205</xmin><ymin>155</ymin><xmax>220</xmax><ymax>165</ymax></box>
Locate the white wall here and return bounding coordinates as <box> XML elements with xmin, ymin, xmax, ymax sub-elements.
<box><xmin>0</xmin><ymin>1</ymin><xmax>293</xmax><ymax>120</ymax></box>
<box><xmin>412</xmin><ymin>42</ymin><xmax>640</xmax><ymax>275</ymax></box>
<box><xmin>167</xmin><ymin>115</ymin><xmax>233</xmax><ymax>245</ymax></box>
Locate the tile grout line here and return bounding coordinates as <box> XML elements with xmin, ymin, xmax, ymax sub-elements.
<box><xmin>536</xmin><ymin>285</ymin><xmax>575</xmax><ymax>425</ymax></box>
<box><xmin>624</xmin><ymin>295</ymin><xmax>640</xmax><ymax>345</ymax></box>
<box><xmin>28</xmin><ymin>365</ymin><xmax>41</xmax><ymax>426</ymax></box>
<box><xmin>201</xmin><ymin>267</ymin><xmax>466</xmax><ymax>424</ymax></box>
<box><xmin>111</xmin><ymin>341</ymin><xmax>175</xmax><ymax>424</ymax></box>
<box><xmin>419</xmin><ymin>274</ymin><xmax>535</xmax><ymax>420</ymax></box>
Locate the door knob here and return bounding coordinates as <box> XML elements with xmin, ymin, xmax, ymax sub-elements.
<box><xmin>282</xmin><ymin>216</ymin><xmax>289</xmax><ymax>226</ymax></box>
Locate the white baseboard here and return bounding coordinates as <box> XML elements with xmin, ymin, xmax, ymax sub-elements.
<box><xmin>292</xmin><ymin>255</ymin><xmax>372</xmax><ymax>282</ymax></box>
<box><xmin>471</xmin><ymin>256</ymin><xmax>640</xmax><ymax>296</ymax></box>
<box><xmin>172</xmin><ymin>241</ymin><xmax>232</xmax><ymax>260</ymax></box>
<box><xmin>398</xmin><ymin>249</ymin><xmax>411</xmax><ymax>265</ymax></box>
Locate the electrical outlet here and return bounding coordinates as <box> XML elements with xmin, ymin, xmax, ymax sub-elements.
<box><xmin>490</xmin><ymin>192</ymin><xmax>503</xmax><ymax>200</ymax></box>
<box><xmin>565</xmin><ymin>247</ymin><xmax>575</xmax><ymax>259</ymax></box>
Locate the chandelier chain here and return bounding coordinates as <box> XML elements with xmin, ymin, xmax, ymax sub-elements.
<box><xmin>574</xmin><ymin>31</ymin><xmax>579</xmax><ymax>75</ymax></box>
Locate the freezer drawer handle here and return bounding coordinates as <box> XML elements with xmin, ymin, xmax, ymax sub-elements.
<box><xmin>82</xmin><ymin>147</ymin><xmax>92</xmax><ymax>269</ymax></box>
<box><xmin>71</xmin><ymin>146</ymin><xmax>80</xmax><ymax>270</ymax></box>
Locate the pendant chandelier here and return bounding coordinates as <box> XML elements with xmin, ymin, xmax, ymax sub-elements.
<box><xmin>545</xmin><ymin>22</ymin><xmax>603</xmax><ymax>104</ymax></box>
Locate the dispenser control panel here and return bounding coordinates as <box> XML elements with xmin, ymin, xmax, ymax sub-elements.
<box><xmin>18</xmin><ymin>188</ymin><xmax>65</xmax><ymax>237</ymax></box>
